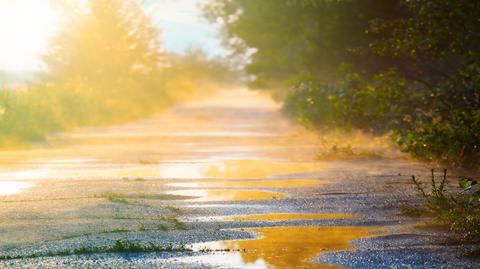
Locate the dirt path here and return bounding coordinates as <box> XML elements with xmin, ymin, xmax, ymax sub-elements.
<box><xmin>0</xmin><ymin>89</ymin><xmax>477</xmax><ymax>268</ymax></box>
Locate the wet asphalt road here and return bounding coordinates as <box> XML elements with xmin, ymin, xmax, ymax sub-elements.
<box><xmin>0</xmin><ymin>89</ymin><xmax>478</xmax><ymax>268</ymax></box>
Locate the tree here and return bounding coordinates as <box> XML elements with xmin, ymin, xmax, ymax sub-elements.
<box><xmin>371</xmin><ymin>0</ymin><xmax>480</xmax><ymax>167</ymax></box>
<box><xmin>205</xmin><ymin>0</ymin><xmax>480</xmax><ymax>168</ymax></box>
<box><xmin>44</xmin><ymin>0</ymin><xmax>166</xmax><ymax>123</ymax></box>
<box><xmin>204</xmin><ymin>0</ymin><xmax>404</xmax><ymax>93</ymax></box>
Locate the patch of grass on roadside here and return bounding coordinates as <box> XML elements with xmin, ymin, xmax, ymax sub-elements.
<box><xmin>96</xmin><ymin>192</ymin><xmax>187</xmax><ymax>202</ymax></box>
<box><xmin>95</xmin><ymin>192</ymin><xmax>129</xmax><ymax>203</ymax></box>
<box><xmin>170</xmin><ymin>217</ymin><xmax>187</xmax><ymax>230</ymax></box>
<box><xmin>157</xmin><ymin>216</ymin><xmax>187</xmax><ymax>230</ymax></box>
<box><xmin>109</xmin><ymin>240</ymin><xmax>188</xmax><ymax>253</ymax></box>
<box><xmin>138</xmin><ymin>222</ymin><xmax>147</xmax><ymax>231</ymax></box>
<box><xmin>130</xmin><ymin>194</ymin><xmax>180</xmax><ymax>200</ymax></box>
<box><xmin>0</xmin><ymin>240</ymin><xmax>191</xmax><ymax>261</ymax></box>
<box><xmin>116</xmin><ymin>217</ymin><xmax>186</xmax><ymax>231</ymax></box>
<box><xmin>111</xmin><ymin>211</ymin><xmax>187</xmax><ymax>231</ymax></box>
<box><xmin>402</xmin><ymin>169</ymin><xmax>480</xmax><ymax>242</ymax></box>
<box><xmin>157</xmin><ymin>224</ymin><xmax>169</xmax><ymax>231</ymax></box>
<box><xmin>109</xmin><ymin>228</ymin><xmax>131</xmax><ymax>233</ymax></box>
<box><xmin>317</xmin><ymin>144</ymin><xmax>385</xmax><ymax>160</ymax></box>
<box><xmin>166</xmin><ymin>205</ymin><xmax>182</xmax><ymax>215</ymax></box>
<box><xmin>90</xmin><ymin>195</ymin><xmax>187</xmax><ymax>232</ymax></box>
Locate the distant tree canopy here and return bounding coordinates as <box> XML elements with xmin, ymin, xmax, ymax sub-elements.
<box><xmin>47</xmin><ymin>0</ymin><xmax>163</xmax><ymax>82</ymax></box>
<box><xmin>43</xmin><ymin>0</ymin><xmax>167</xmax><ymax>124</ymax></box>
<box><xmin>162</xmin><ymin>47</ymin><xmax>241</xmax><ymax>101</ymax></box>
<box><xmin>205</xmin><ymin>0</ymin><xmax>405</xmax><ymax>90</ymax></box>
<box><xmin>205</xmin><ymin>0</ymin><xmax>480</xmax><ymax>168</ymax></box>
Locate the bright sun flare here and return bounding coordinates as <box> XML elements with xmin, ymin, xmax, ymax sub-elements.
<box><xmin>0</xmin><ymin>0</ymin><xmax>61</xmax><ymax>72</ymax></box>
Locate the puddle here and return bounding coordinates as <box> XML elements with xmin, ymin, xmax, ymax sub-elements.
<box><xmin>168</xmin><ymin>179</ymin><xmax>327</xmax><ymax>188</ymax></box>
<box><xmin>0</xmin><ymin>169</ymin><xmax>52</xmax><ymax>180</ymax></box>
<box><xmin>202</xmin><ymin>160</ymin><xmax>323</xmax><ymax>179</ymax></box>
<box><xmin>228</xmin><ymin>213</ymin><xmax>360</xmax><ymax>221</ymax></box>
<box><xmin>156</xmin><ymin>160</ymin><xmax>323</xmax><ymax>180</ymax></box>
<box><xmin>0</xmin><ymin>159</ymin><xmax>323</xmax><ymax>181</ymax></box>
<box><xmin>185</xmin><ymin>226</ymin><xmax>383</xmax><ymax>269</ymax></box>
<box><xmin>0</xmin><ymin>182</ymin><xmax>32</xmax><ymax>196</ymax></box>
<box><xmin>166</xmin><ymin>189</ymin><xmax>287</xmax><ymax>201</ymax></box>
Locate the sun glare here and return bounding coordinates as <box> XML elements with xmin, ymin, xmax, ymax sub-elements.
<box><xmin>0</xmin><ymin>0</ymin><xmax>61</xmax><ymax>72</ymax></box>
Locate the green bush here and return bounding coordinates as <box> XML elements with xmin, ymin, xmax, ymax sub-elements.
<box><xmin>212</xmin><ymin>0</ymin><xmax>480</xmax><ymax>168</ymax></box>
<box><xmin>284</xmin><ymin>65</ymin><xmax>480</xmax><ymax>168</ymax></box>
<box><xmin>0</xmin><ymin>86</ymin><xmax>68</xmax><ymax>144</ymax></box>
<box><xmin>411</xmin><ymin>170</ymin><xmax>480</xmax><ymax>241</ymax></box>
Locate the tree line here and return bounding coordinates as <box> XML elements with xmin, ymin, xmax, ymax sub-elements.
<box><xmin>204</xmin><ymin>0</ymin><xmax>480</xmax><ymax>168</ymax></box>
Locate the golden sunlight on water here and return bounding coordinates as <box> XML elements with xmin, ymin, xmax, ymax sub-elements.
<box><xmin>203</xmin><ymin>160</ymin><xmax>323</xmax><ymax>179</ymax></box>
<box><xmin>0</xmin><ymin>159</ymin><xmax>324</xmax><ymax>181</ymax></box>
<box><xmin>228</xmin><ymin>213</ymin><xmax>361</xmax><ymax>221</ymax></box>
<box><xmin>168</xmin><ymin>179</ymin><xmax>327</xmax><ymax>188</ymax></box>
<box><xmin>191</xmin><ymin>226</ymin><xmax>383</xmax><ymax>269</ymax></box>
<box><xmin>0</xmin><ymin>182</ymin><xmax>32</xmax><ymax>196</ymax></box>
<box><xmin>167</xmin><ymin>189</ymin><xmax>287</xmax><ymax>201</ymax></box>
<box><xmin>150</xmin><ymin>160</ymin><xmax>323</xmax><ymax>180</ymax></box>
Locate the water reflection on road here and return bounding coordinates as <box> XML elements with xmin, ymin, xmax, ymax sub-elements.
<box><xmin>0</xmin><ymin>89</ymin><xmax>393</xmax><ymax>268</ymax></box>
<box><xmin>0</xmin><ymin>182</ymin><xmax>32</xmax><ymax>196</ymax></box>
<box><xmin>185</xmin><ymin>225</ymin><xmax>383</xmax><ymax>269</ymax></box>
<box><xmin>166</xmin><ymin>189</ymin><xmax>287</xmax><ymax>201</ymax></box>
<box><xmin>0</xmin><ymin>159</ymin><xmax>324</xmax><ymax>181</ymax></box>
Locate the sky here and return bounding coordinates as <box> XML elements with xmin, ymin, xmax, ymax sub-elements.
<box><xmin>0</xmin><ymin>0</ymin><xmax>226</xmax><ymax>73</ymax></box>
<box><xmin>144</xmin><ymin>0</ymin><xmax>227</xmax><ymax>56</ymax></box>
<box><xmin>0</xmin><ymin>0</ymin><xmax>61</xmax><ymax>72</ymax></box>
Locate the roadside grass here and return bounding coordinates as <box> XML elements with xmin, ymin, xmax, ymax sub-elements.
<box><xmin>0</xmin><ymin>238</ymin><xmax>242</xmax><ymax>261</ymax></box>
<box><xmin>110</xmin><ymin>228</ymin><xmax>131</xmax><ymax>233</ymax></box>
<box><xmin>313</xmin><ymin>131</ymin><xmax>403</xmax><ymax>161</ymax></box>
<box><xmin>317</xmin><ymin>144</ymin><xmax>385</xmax><ymax>160</ymax></box>
<box><xmin>96</xmin><ymin>192</ymin><xmax>129</xmax><ymax>203</ymax></box>
<box><xmin>95</xmin><ymin>192</ymin><xmax>189</xmax><ymax>227</ymax></box>
<box><xmin>168</xmin><ymin>217</ymin><xmax>187</xmax><ymax>230</ymax></box>
<box><xmin>402</xmin><ymin>169</ymin><xmax>480</xmax><ymax>249</ymax></box>
<box><xmin>95</xmin><ymin>192</ymin><xmax>187</xmax><ymax>203</ymax></box>
<box><xmin>0</xmin><ymin>240</ymin><xmax>191</xmax><ymax>261</ymax></box>
<box><xmin>157</xmin><ymin>224</ymin><xmax>169</xmax><ymax>231</ymax></box>
<box><xmin>138</xmin><ymin>222</ymin><xmax>147</xmax><ymax>231</ymax></box>
<box><xmin>94</xmin><ymin>191</ymin><xmax>193</xmax><ymax>232</ymax></box>
<box><xmin>166</xmin><ymin>206</ymin><xmax>182</xmax><ymax>215</ymax></box>
<box><xmin>86</xmin><ymin>193</ymin><xmax>188</xmax><ymax>238</ymax></box>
